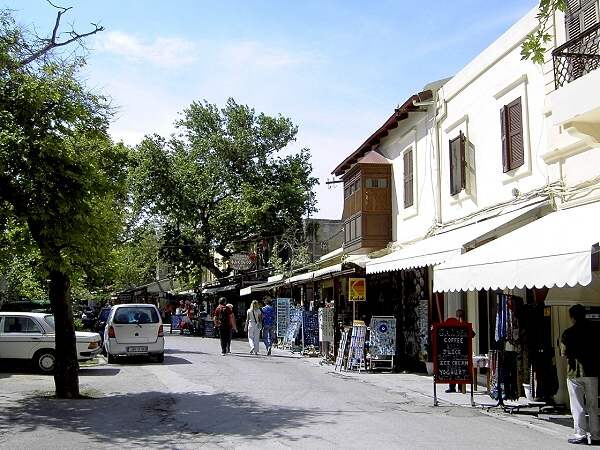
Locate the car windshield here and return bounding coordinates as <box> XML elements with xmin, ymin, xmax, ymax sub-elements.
<box><xmin>44</xmin><ymin>315</ymin><xmax>55</xmax><ymax>330</ymax></box>
<box><xmin>113</xmin><ymin>307</ymin><xmax>159</xmax><ymax>324</ymax></box>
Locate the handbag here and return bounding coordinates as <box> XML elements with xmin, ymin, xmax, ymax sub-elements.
<box><xmin>252</xmin><ymin>310</ymin><xmax>263</xmax><ymax>331</ymax></box>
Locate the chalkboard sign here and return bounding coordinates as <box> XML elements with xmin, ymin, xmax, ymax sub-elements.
<box><xmin>432</xmin><ymin>319</ymin><xmax>473</xmax><ymax>384</ymax></box>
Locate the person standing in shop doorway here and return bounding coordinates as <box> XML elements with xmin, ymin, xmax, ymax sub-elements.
<box><xmin>245</xmin><ymin>300</ymin><xmax>263</xmax><ymax>355</ymax></box>
<box><xmin>261</xmin><ymin>297</ymin><xmax>276</xmax><ymax>355</ymax></box>
<box><xmin>561</xmin><ymin>304</ymin><xmax>600</xmax><ymax>445</ymax></box>
<box><xmin>213</xmin><ymin>297</ymin><xmax>233</xmax><ymax>356</ymax></box>
<box><xmin>446</xmin><ymin>309</ymin><xmax>468</xmax><ymax>394</ymax></box>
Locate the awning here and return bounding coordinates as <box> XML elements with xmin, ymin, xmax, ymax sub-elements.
<box><xmin>366</xmin><ymin>201</ymin><xmax>546</xmax><ymax>274</ymax></box>
<box><xmin>239</xmin><ymin>275</ymin><xmax>287</xmax><ymax>297</ymax></box>
<box><xmin>433</xmin><ymin>201</ymin><xmax>600</xmax><ymax>292</ymax></box>
<box><xmin>201</xmin><ymin>284</ymin><xmax>238</xmax><ymax>295</ymax></box>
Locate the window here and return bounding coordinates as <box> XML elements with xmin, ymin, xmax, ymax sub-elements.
<box><xmin>500</xmin><ymin>97</ymin><xmax>524</xmax><ymax>173</ymax></box>
<box><xmin>113</xmin><ymin>307</ymin><xmax>160</xmax><ymax>324</ymax></box>
<box><xmin>566</xmin><ymin>0</ymin><xmax>599</xmax><ymax>40</ymax></box>
<box><xmin>403</xmin><ymin>149</ymin><xmax>414</xmax><ymax>208</ymax></box>
<box><xmin>449</xmin><ymin>131</ymin><xmax>466</xmax><ymax>195</ymax></box>
<box><xmin>366</xmin><ymin>178</ymin><xmax>388</xmax><ymax>188</ymax></box>
<box><xmin>3</xmin><ymin>317</ymin><xmax>42</xmax><ymax>333</ymax></box>
<box><xmin>343</xmin><ymin>217</ymin><xmax>362</xmax><ymax>244</ymax></box>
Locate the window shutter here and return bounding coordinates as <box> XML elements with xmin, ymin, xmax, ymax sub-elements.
<box><xmin>500</xmin><ymin>106</ymin><xmax>510</xmax><ymax>173</ymax></box>
<box><xmin>459</xmin><ymin>131</ymin><xmax>466</xmax><ymax>191</ymax></box>
<box><xmin>449</xmin><ymin>133</ymin><xmax>466</xmax><ymax>195</ymax></box>
<box><xmin>403</xmin><ymin>150</ymin><xmax>413</xmax><ymax>208</ymax></box>
<box><xmin>566</xmin><ymin>0</ymin><xmax>583</xmax><ymax>39</ymax></box>
<box><xmin>507</xmin><ymin>97</ymin><xmax>524</xmax><ymax>170</ymax></box>
<box><xmin>582</xmin><ymin>0</ymin><xmax>600</xmax><ymax>31</ymax></box>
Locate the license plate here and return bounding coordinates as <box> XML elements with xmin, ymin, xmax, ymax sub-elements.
<box><xmin>127</xmin><ymin>346</ymin><xmax>148</xmax><ymax>353</ymax></box>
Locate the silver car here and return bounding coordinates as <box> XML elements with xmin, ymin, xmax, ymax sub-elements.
<box><xmin>103</xmin><ymin>304</ymin><xmax>164</xmax><ymax>363</ymax></box>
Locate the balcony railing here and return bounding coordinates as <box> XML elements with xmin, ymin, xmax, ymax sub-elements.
<box><xmin>553</xmin><ymin>22</ymin><xmax>600</xmax><ymax>89</ymax></box>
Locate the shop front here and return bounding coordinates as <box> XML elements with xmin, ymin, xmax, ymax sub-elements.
<box><xmin>433</xmin><ymin>200</ymin><xmax>600</xmax><ymax>404</ymax></box>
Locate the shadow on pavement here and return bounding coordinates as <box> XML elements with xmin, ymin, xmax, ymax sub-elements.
<box><xmin>0</xmin><ymin>390</ymin><xmax>332</xmax><ymax>447</ymax></box>
<box><xmin>108</xmin><ymin>355</ymin><xmax>192</xmax><ymax>366</ymax></box>
<box><xmin>79</xmin><ymin>368</ymin><xmax>121</xmax><ymax>377</ymax></box>
<box><xmin>165</xmin><ymin>348</ymin><xmax>208</xmax><ymax>356</ymax></box>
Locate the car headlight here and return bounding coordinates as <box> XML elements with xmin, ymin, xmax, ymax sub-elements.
<box><xmin>88</xmin><ymin>341</ymin><xmax>99</xmax><ymax>349</ymax></box>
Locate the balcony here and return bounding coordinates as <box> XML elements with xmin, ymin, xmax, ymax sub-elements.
<box><xmin>553</xmin><ymin>22</ymin><xmax>600</xmax><ymax>89</ymax></box>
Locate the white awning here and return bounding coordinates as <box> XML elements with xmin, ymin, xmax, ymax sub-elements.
<box><xmin>366</xmin><ymin>201</ymin><xmax>546</xmax><ymax>274</ymax></box>
<box><xmin>288</xmin><ymin>271</ymin><xmax>314</xmax><ymax>284</ymax></box>
<box><xmin>433</xmin><ymin>201</ymin><xmax>600</xmax><ymax>292</ymax></box>
<box><xmin>313</xmin><ymin>264</ymin><xmax>341</xmax><ymax>278</ymax></box>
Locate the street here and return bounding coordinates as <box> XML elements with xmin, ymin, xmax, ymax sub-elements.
<box><xmin>0</xmin><ymin>335</ymin><xmax>573</xmax><ymax>449</ymax></box>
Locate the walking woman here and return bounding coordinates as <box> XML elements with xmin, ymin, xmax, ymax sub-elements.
<box><xmin>245</xmin><ymin>300</ymin><xmax>263</xmax><ymax>355</ymax></box>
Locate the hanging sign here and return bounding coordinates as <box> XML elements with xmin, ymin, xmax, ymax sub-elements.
<box><xmin>230</xmin><ymin>253</ymin><xmax>255</xmax><ymax>271</ymax></box>
<box><xmin>348</xmin><ymin>277</ymin><xmax>366</xmax><ymax>302</ymax></box>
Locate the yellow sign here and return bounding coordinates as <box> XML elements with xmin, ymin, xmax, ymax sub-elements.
<box><xmin>349</xmin><ymin>278</ymin><xmax>366</xmax><ymax>302</ymax></box>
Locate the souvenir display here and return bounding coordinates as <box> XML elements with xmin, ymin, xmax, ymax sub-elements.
<box><xmin>346</xmin><ymin>324</ymin><xmax>367</xmax><ymax>371</ymax></box>
<box><xmin>369</xmin><ymin>316</ymin><xmax>396</xmax><ymax>357</ymax></box>
<box><xmin>276</xmin><ymin>298</ymin><xmax>291</xmax><ymax>338</ymax></box>
<box><xmin>318</xmin><ymin>307</ymin><xmax>334</xmax><ymax>343</ymax></box>
<box><xmin>302</xmin><ymin>310</ymin><xmax>319</xmax><ymax>347</ymax></box>
<box><xmin>335</xmin><ymin>329</ymin><xmax>350</xmax><ymax>372</ymax></box>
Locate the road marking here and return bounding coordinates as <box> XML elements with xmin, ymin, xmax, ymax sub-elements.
<box><xmin>145</xmin><ymin>365</ymin><xmax>216</xmax><ymax>395</ymax></box>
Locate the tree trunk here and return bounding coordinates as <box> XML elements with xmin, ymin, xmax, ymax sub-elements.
<box><xmin>49</xmin><ymin>269</ymin><xmax>80</xmax><ymax>398</ymax></box>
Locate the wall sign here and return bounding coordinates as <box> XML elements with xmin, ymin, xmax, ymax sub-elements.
<box><xmin>348</xmin><ymin>277</ymin><xmax>366</xmax><ymax>302</ymax></box>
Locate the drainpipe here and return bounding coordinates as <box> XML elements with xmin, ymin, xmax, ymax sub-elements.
<box><xmin>433</xmin><ymin>90</ymin><xmax>446</xmax><ymax>225</ymax></box>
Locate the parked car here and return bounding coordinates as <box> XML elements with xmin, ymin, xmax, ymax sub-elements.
<box><xmin>104</xmin><ymin>304</ymin><xmax>164</xmax><ymax>363</ymax></box>
<box><xmin>0</xmin><ymin>312</ymin><xmax>102</xmax><ymax>373</ymax></box>
<box><xmin>94</xmin><ymin>307</ymin><xmax>112</xmax><ymax>344</ymax></box>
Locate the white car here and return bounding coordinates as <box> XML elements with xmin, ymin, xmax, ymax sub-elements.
<box><xmin>0</xmin><ymin>312</ymin><xmax>102</xmax><ymax>373</ymax></box>
<box><xmin>104</xmin><ymin>304</ymin><xmax>164</xmax><ymax>363</ymax></box>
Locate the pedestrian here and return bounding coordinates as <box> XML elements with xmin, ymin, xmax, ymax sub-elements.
<box><xmin>213</xmin><ymin>297</ymin><xmax>233</xmax><ymax>356</ymax></box>
<box><xmin>226</xmin><ymin>303</ymin><xmax>237</xmax><ymax>353</ymax></box>
<box><xmin>245</xmin><ymin>300</ymin><xmax>263</xmax><ymax>355</ymax></box>
<box><xmin>261</xmin><ymin>297</ymin><xmax>276</xmax><ymax>355</ymax></box>
<box><xmin>561</xmin><ymin>304</ymin><xmax>600</xmax><ymax>445</ymax></box>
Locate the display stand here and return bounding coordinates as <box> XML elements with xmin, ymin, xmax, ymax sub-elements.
<box><xmin>481</xmin><ymin>347</ymin><xmax>505</xmax><ymax>409</ymax></box>
<box><xmin>282</xmin><ymin>307</ymin><xmax>302</xmax><ymax>350</ymax></box>
<box><xmin>276</xmin><ymin>298</ymin><xmax>291</xmax><ymax>339</ymax></box>
<box><xmin>334</xmin><ymin>329</ymin><xmax>350</xmax><ymax>372</ymax></box>
<box><xmin>346</xmin><ymin>323</ymin><xmax>367</xmax><ymax>372</ymax></box>
<box><xmin>368</xmin><ymin>316</ymin><xmax>396</xmax><ymax>371</ymax></box>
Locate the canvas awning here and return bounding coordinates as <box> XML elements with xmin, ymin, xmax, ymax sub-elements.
<box><xmin>433</xmin><ymin>201</ymin><xmax>600</xmax><ymax>292</ymax></box>
<box><xmin>366</xmin><ymin>201</ymin><xmax>546</xmax><ymax>274</ymax></box>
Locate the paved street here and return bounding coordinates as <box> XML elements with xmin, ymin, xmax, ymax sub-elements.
<box><xmin>0</xmin><ymin>335</ymin><xmax>574</xmax><ymax>449</ymax></box>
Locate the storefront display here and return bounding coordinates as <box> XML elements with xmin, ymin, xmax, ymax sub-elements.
<box><xmin>302</xmin><ymin>310</ymin><xmax>319</xmax><ymax>347</ymax></box>
<box><xmin>318</xmin><ymin>307</ymin><xmax>334</xmax><ymax>343</ymax></box>
<box><xmin>276</xmin><ymin>298</ymin><xmax>291</xmax><ymax>338</ymax></box>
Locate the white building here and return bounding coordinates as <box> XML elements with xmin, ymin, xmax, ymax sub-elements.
<box><xmin>334</xmin><ymin>3</ymin><xmax>600</xmax><ymax>402</ymax></box>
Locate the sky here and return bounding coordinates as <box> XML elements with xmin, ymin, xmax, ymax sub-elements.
<box><xmin>4</xmin><ymin>0</ymin><xmax>538</xmax><ymax>219</ymax></box>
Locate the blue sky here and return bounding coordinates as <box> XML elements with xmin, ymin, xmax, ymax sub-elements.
<box><xmin>5</xmin><ymin>0</ymin><xmax>538</xmax><ymax>219</ymax></box>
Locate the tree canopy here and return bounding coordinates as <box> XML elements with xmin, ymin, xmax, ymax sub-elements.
<box><xmin>0</xmin><ymin>8</ymin><xmax>127</xmax><ymax>397</ymax></box>
<box><xmin>130</xmin><ymin>98</ymin><xmax>318</xmax><ymax>284</ymax></box>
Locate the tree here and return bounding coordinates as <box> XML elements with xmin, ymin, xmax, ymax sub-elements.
<box><xmin>130</xmin><ymin>99</ymin><xmax>318</xmax><ymax>284</ymax></box>
<box><xmin>0</xmin><ymin>8</ymin><xmax>127</xmax><ymax>398</ymax></box>
<box><xmin>521</xmin><ymin>0</ymin><xmax>566</xmax><ymax>64</ymax></box>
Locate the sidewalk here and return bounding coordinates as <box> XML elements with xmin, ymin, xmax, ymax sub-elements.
<box><xmin>290</xmin><ymin>353</ymin><xmax>575</xmax><ymax>440</ymax></box>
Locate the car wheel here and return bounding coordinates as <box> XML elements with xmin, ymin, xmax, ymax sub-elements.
<box><xmin>107</xmin><ymin>352</ymin><xmax>117</xmax><ymax>364</ymax></box>
<box><xmin>155</xmin><ymin>352</ymin><xmax>164</xmax><ymax>363</ymax></box>
<box><xmin>33</xmin><ymin>349</ymin><xmax>56</xmax><ymax>374</ymax></box>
